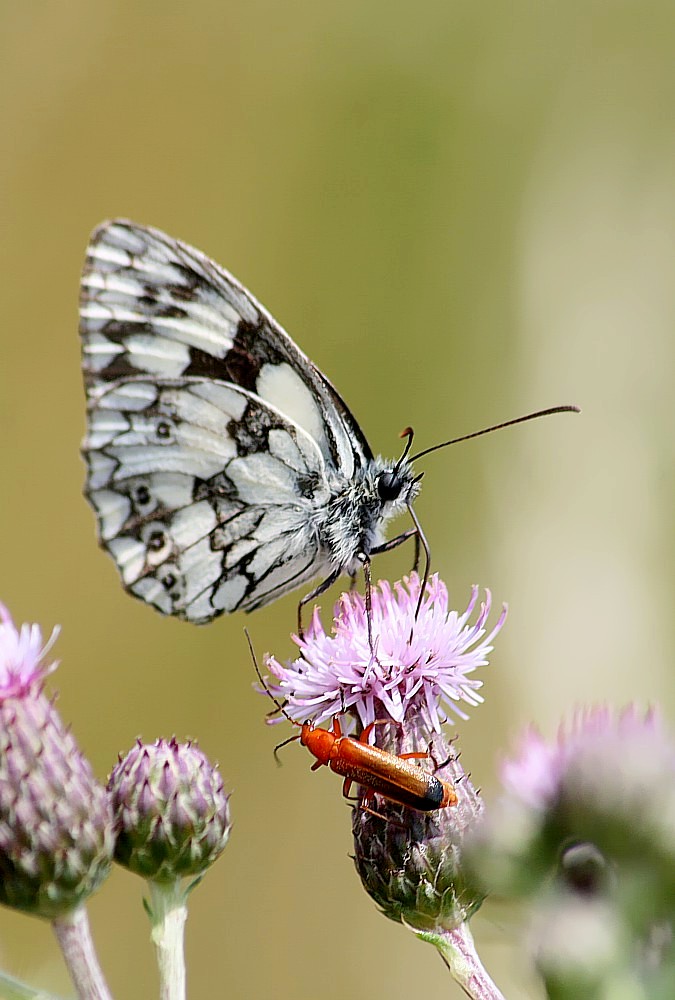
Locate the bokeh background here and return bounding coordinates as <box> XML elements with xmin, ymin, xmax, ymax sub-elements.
<box><xmin>1</xmin><ymin>3</ymin><xmax>674</xmax><ymax>998</ymax></box>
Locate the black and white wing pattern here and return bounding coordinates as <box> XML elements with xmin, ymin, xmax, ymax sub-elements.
<box><xmin>80</xmin><ymin>220</ymin><xmax>419</xmax><ymax>623</ymax></box>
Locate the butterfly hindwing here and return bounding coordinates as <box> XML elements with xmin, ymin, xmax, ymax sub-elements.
<box><xmin>82</xmin><ymin>374</ymin><xmax>332</xmax><ymax>621</ymax></box>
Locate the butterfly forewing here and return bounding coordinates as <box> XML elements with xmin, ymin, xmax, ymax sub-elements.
<box><xmin>80</xmin><ymin>221</ymin><xmax>371</xmax><ymax>473</ymax></box>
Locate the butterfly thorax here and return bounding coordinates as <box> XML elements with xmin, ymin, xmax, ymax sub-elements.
<box><xmin>321</xmin><ymin>458</ymin><xmax>419</xmax><ymax>572</ymax></box>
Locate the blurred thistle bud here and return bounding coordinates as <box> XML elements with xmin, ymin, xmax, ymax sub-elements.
<box><xmin>108</xmin><ymin>737</ymin><xmax>231</xmax><ymax>883</ymax></box>
<box><xmin>467</xmin><ymin>705</ymin><xmax>675</xmax><ymax>998</ymax></box>
<box><xmin>0</xmin><ymin>603</ymin><xmax>114</xmax><ymax>919</ymax></box>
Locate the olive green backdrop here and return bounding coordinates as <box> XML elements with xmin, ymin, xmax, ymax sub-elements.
<box><xmin>1</xmin><ymin>3</ymin><xmax>673</xmax><ymax>998</ymax></box>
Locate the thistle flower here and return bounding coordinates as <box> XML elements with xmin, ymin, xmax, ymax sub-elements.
<box><xmin>263</xmin><ymin>575</ymin><xmax>508</xmax><ymax>999</ymax></box>
<box><xmin>265</xmin><ymin>573</ymin><xmax>507</xmax><ymax>734</ymax></box>
<box><xmin>0</xmin><ymin>604</ymin><xmax>113</xmax><ymax>920</ymax></box>
<box><xmin>351</xmin><ymin>718</ymin><xmax>486</xmax><ymax>931</ymax></box>
<box><xmin>108</xmin><ymin>737</ymin><xmax>231</xmax><ymax>882</ymax></box>
<box><xmin>0</xmin><ymin>600</ymin><xmax>59</xmax><ymax>695</ymax></box>
<box><xmin>476</xmin><ymin>705</ymin><xmax>675</xmax><ymax>895</ymax></box>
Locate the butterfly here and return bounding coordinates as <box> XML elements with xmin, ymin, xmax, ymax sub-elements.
<box><xmin>79</xmin><ymin>220</ymin><xmax>424</xmax><ymax>625</ymax></box>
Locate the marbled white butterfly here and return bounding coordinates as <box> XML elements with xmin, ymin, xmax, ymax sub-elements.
<box><xmin>80</xmin><ymin>221</ymin><xmax>578</xmax><ymax>626</ymax></box>
<box><xmin>80</xmin><ymin>220</ymin><xmax>424</xmax><ymax>625</ymax></box>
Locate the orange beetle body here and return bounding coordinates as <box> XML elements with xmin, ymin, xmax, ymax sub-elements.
<box><xmin>300</xmin><ymin>718</ymin><xmax>457</xmax><ymax>812</ymax></box>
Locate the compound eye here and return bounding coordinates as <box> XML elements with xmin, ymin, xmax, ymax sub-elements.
<box><xmin>378</xmin><ymin>471</ymin><xmax>402</xmax><ymax>501</ymax></box>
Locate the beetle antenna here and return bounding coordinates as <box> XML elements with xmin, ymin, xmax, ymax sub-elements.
<box><xmin>273</xmin><ymin>732</ymin><xmax>301</xmax><ymax>763</ymax></box>
<box><xmin>244</xmin><ymin>628</ymin><xmax>295</xmax><ymax>726</ymax></box>
<box><xmin>410</xmin><ymin>405</ymin><xmax>580</xmax><ymax>462</ymax></box>
<box><xmin>245</xmin><ymin>629</ymin><xmax>303</xmax><ymax>763</ymax></box>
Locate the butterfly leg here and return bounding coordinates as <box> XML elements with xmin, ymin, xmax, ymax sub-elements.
<box><xmin>297</xmin><ymin>566</ymin><xmax>343</xmax><ymax>636</ymax></box>
<box><xmin>412</xmin><ymin>530</ymin><xmax>421</xmax><ymax>573</ymax></box>
<box><xmin>370</xmin><ymin>505</ymin><xmax>430</xmax><ymax>623</ymax></box>
<box><xmin>369</xmin><ymin>526</ymin><xmax>417</xmax><ymax>556</ymax></box>
<box><xmin>362</xmin><ymin>556</ymin><xmax>374</xmax><ymax>652</ymax></box>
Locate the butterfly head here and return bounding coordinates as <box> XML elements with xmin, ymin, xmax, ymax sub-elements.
<box><xmin>376</xmin><ymin>463</ymin><xmax>421</xmax><ymax>508</ymax></box>
<box><xmin>365</xmin><ymin>457</ymin><xmax>422</xmax><ymax>529</ymax></box>
<box><xmin>374</xmin><ymin>424</ymin><xmax>421</xmax><ymax>511</ymax></box>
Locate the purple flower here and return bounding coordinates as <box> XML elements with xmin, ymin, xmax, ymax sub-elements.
<box><xmin>265</xmin><ymin>573</ymin><xmax>507</xmax><ymax>732</ymax></box>
<box><xmin>500</xmin><ymin>705</ymin><xmax>666</xmax><ymax>813</ymax></box>
<box><xmin>0</xmin><ymin>603</ymin><xmax>113</xmax><ymax>919</ymax></box>
<box><xmin>468</xmin><ymin>706</ymin><xmax>675</xmax><ymax>997</ymax></box>
<box><xmin>0</xmin><ymin>602</ymin><xmax>59</xmax><ymax>698</ymax></box>
<box><xmin>468</xmin><ymin>704</ymin><xmax>675</xmax><ymax>899</ymax></box>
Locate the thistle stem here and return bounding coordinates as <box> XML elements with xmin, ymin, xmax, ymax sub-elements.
<box><xmin>416</xmin><ymin>922</ymin><xmax>506</xmax><ymax>1000</ymax></box>
<box><xmin>148</xmin><ymin>880</ymin><xmax>188</xmax><ymax>1000</ymax></box>
<box><xmin>51</xmin><ymin>905</ymin><xmax>112</xmax><ymax>1000</ymax></box>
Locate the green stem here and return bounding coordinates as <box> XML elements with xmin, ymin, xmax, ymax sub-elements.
<box><xmin>415</xmin><ymin>921</ymin><xmax>506</xmax><ymax>1000</ymax></box>
<box><xmin>148</xmin><ymin>880</ymin><xmax>188</xmax><ymax>1000</ymax></box>
<box><xmin>0</xmin><ymin>970</ymin><xmax>64</xmax><ymax>1000</ymax></box>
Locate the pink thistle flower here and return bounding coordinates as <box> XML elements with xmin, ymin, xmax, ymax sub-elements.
<box><xmin>0</xmin><ymin>603</ymin><xmax>113</xmax><ymax>920</ymax></box>
<box><xmin>265</xmin><ymin>573</ymin><xmax>507</xmax><ymax>733</ymax></box>
<box><xmin>0</xmin><ymin>602</ymin><xmax>59</xmax><ymax>698</ymax></box>
<box><xmin>468</xmin><ymin>706</ymin><xmax>675</xmax><ymax>997</ymax></box>
<box><xmin>500</xmin><ymin>704</ymin><xmax>667</xmax><ymax>813</ymax></box>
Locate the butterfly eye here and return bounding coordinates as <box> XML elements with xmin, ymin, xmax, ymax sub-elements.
<box><xmin>377</xmin><ymin>471</ymin><xmax>402</xmax><ymax>502</ymax></box>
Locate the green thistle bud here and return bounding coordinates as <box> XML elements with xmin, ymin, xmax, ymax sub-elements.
<box><xmin>0</xmin><ymin>605</ymin><xmax>113</xmax><ymax>919</ymax></box>
<box><xmin>109</xmin><ymin>737</ymin><xmax>231</xmax><ymax>882</ymax></box>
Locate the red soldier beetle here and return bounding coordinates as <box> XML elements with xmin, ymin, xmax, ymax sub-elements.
<box><xmin>247</xmin><ymin>631</ymin><xmax>458</xmax><ymax>813</ymax></box>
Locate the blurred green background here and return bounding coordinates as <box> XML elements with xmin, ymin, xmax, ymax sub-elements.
<box><xmin>1</xmin><ymin>2</ymin><xmax>674</xmax><ymax>997</ymax></box>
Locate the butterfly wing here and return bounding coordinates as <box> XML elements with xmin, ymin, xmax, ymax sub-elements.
<box><xmin>80</xmin><ymin>219</ymin><xmax>373</xmax><ymax>477</ymax></box>
<box><xmin>82</xmin><ymin>374</ymin><xmax>335</xmax><ymax>621</ymax></box>
<box><xmin>79</xmin><ymin>219</ymin><xmax>378</xmax><ymax>622</ymax></box>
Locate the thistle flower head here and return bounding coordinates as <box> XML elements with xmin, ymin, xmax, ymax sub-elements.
<box><xmin>472</xmin><ymin>705</ymin><xmax>675</xmax><ymax>889</ymax></box>
<box><xmin>467</xmin><ymin>703</ymin><xmax>675</xmax><ymax>998</ymax></box>
<box><xmin>265</xmin><ymin>573</ymin><xmax>507</xmax><ymax>734</ymax></box>
<box><xmin>109</xmin><ymin>737</ymin><xmax>231</xmax><ymax>883</ymax></box>
<box><xmin>0</xmin><ymin>602</ymin><xmax>59</xmax><ymax>698</ymax></box>
<box><xmin>500</xmin><ymin>705</ymin><xmax>668</xmax><ymax>817</ymax></box>
<box><xmin>0</xmin><ymin>604</ymin><xmax>113</xmax><ymax>919</ymax></box>
<box><xmin>262</xmin><ymin>575</ymin><xmax>507</xmax><ymax>938</ymax></box>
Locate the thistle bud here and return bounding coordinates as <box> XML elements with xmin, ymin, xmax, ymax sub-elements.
<box><xmin>0</xmin><ymin>605</ymin><xmax>113</xmax><ymax>919</ymax></box>
<box><xmin>108</xmin><ymin>737</ymin><xmax>231</xmax><ymax>882</ymax></box>
<box><xmin>351</xmin><ymin>717</ymin><xmax>485</xmax><ymax>931</ymax></box>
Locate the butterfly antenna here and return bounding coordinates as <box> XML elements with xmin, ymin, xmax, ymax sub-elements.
<box><xmin>410</xmin><ymin>405</ymin><xmax>580</xmax><ymax>462</ymax></box>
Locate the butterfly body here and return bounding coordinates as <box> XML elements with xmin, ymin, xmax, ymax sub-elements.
<box><xmin>80</xmin><ymin>221</ymin><xmax>420</xmax><ymax>623</ymax></box>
